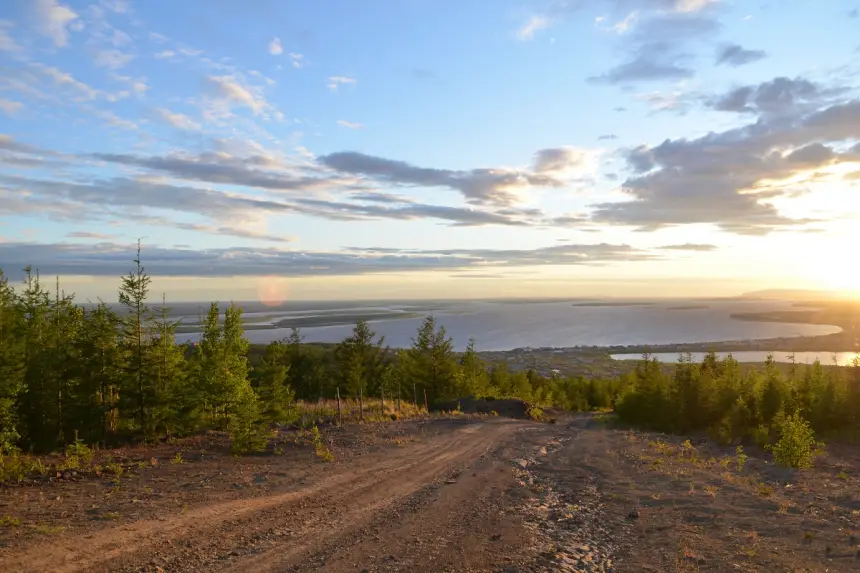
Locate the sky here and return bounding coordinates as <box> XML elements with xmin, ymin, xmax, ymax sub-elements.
<box><xmin>1</xmin><ymin>0</ymin><xmax>860</xmax><ymax>302</ymax></box>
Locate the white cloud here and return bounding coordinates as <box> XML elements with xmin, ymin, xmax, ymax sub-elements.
<box><xmin>33</xmin><ymin>63</ymin><xmax>98</xmax><ymax>100</ymax></box>
<box><xmin>155</xmin><ymin>108</ymin><xmax>201</xmax><ymax>131</ymax></box>
<box><xmin>613</xmin><ymin>12</ymin><xmax>638</xmax><ymax>33</ymax></box>
<box><xmin>95</xmin><ymin>109</ymin><xmax>137</xmax><ymax>130</ymax></box>
<box><xmin>111</xmin><ymin>73</ymin><xmax>149</xmax><ymax>96</ymax></box>
<box><xmin>33</xmin><ymin>0</ymin><xmax>80</xmax><ymax>47</ymax></box>
<box><xmin>0</xmin><ymin>21</ymin><xmax>22</xmax><ymax>52</ymax></box>
<box><xmin>289</xmin><ymin>53</ymin><xmax>304</xmax><ymax>69</ymax></box>
<box><xmin>337</xmin><ymin>120</ymin><xmax>363</xmax><ymax>129</ymax></box>
<box><xmin>206</xmin><ymin>75</ymin><xmax>270</xmax><ymax>115</ymax></box>
<box><xmin>517</xmin><ymin>15</ymin><xmax>550</xmax><ymax>40</ymax></box>
<box><xmin>327</xmin><ymin>76</ymin><xmax>357</xmax><ymax>91</ymax></box>
<box><xmin>154</xmin><ymin>49</ymin><xmax>175</xmax><ymax>59</ymax></box>
<box><xmin>99</xmin><ymin>0</ymin><xmax>129</xmax><ymax>13</ymax></box>
<box><xmin>673</xmin><ymin>0</ymin><xmax>718</xmax><ymax>13</ymax></box>
<box><xmin>0</xmin><ymin>99</ymin><xmax>23</xmax><ymax>116</ymax></box>
<box><xmin>268</xmin><ymin>37</ymin><xmax>283</xmax><ymax>55</ymax></box>
<box><xmin>93</xmin><ymin>49</ymin><xmax>134</xmax><ymax>69</ymax></box>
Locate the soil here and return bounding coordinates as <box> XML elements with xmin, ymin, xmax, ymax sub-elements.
<box><xmin>1</xmin><ymin>414</ymin><xmax>859</xmax><ymax>572</ymax></box>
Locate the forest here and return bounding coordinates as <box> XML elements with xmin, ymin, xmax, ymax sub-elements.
<box><xmin>1</xmin><ymin>248</ymin><xmax>858</xmax><ymax>466</ymax></box>
<box><xmin>0</xmin><ymin>250</ymin><xmax>621</xmax><ymax>456</ymax></box>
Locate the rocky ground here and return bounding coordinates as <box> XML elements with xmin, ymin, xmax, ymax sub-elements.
<box><xmin>1</xmin><ymin>413</ymin><xmax>859</xmax><ymax>572</ymax></box>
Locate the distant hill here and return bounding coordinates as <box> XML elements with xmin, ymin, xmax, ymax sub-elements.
<box><xmin>740</xmin><ymin>289</ymin><xmax>845</xmax><ymax>301</ymax></box>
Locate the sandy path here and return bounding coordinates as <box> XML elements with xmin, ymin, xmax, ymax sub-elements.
<box><xmin>2</xmin><ymin>418</ymin><xmax>553</xmax><ymax>573</ymax></box>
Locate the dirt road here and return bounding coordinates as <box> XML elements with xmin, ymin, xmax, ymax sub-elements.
<box><xmin>1</xmin><ymin>418</ymin><xmax>556</xmax><ymax>573</ymax></box>
<box><xmin>2</xmin><ymin>414</ymin><xmax>859</xmax><ymax>572</ymax></box>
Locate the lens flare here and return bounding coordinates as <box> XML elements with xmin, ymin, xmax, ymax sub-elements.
<box><xmin>257</xmin><ymin>276</ymin><xmax>290</xmax><ymax>307</ymax></box>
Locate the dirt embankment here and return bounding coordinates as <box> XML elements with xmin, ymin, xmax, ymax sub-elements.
<box><xmin>2</xmin><ymin>414</ymin><xmax>859</xmax><ymax>572</ymax></box>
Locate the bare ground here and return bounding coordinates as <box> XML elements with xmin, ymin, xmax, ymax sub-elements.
<box><xmin>1</xmin><ymin>414</ymin><xmax>859</xmax><ymax>572</ymax></box>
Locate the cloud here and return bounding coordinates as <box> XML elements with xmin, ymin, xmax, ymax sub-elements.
<box><xmin>517</xmin><ymin>15</ymin><xmax>551</xmax><ymax>40</ymax></box>
<box><xmin>319</xmin><ymin>151</ymin><xmax>567</xmax><ymax>206</ymax></box>
<box><xmin>709</xmin><ymin>77</ymin><xmax>833</xmax><ymax>116</ymax></box>
<box><xmin>154</xmin><ymin>49</ymin><xmax>175</xmax><ymax>59</ymax></box>
<box><xmin>715</xmin><ymin>43</ymin><xmax>767</xmax><ymax>67</ymax></box>
<box><xmin>111</xmin><ymin>73</ymin><xmax>149</xmax><ymax>96</ymax></box>
<box><xmin>205</xmin><ymin>75</ymin><xmax>271</xmax><ymax>115</ymax></box>
<box><xmin>31</xmin><ymin>63</ymin><xmax>98</xmax><ymax>100</ymax></box>
<box><xmin>589</xmin><ymin>12</ymin><xmax>720</xmax><ymax>85</ymax></box>
<box><xmin>598</xmin><ymin>134</ymin><xmax>618</xmax><ymax>140</ymax></box>
<box><xmin>0</xmin><ymin>21</ymin><xmax>22</xmax><ymax>52</ymax></box>
<box><xmin>658</xmin><ymin>243</ymin><xmax>717</xmax><ymax>251</ymax></box>
<box><xmin>0</xmin><ymin>99</ymin><xmax>23</xmax><ymax>116</ymax></box>
<box><xmin>268</xmin><ymin>37</ymin><xmax>283</xmax><ymax>55</ymax></box>
<box><xmin>519</xmin><ymin>0</ymin><xmax>719</xmax><ymax>42</ymax></box>
<box><xmin>0</xmin><ymin>241</ymin><xmax>665</xmax><ymax>280</ymax></box>
<box><xmin>66</xmin><ymin>231</ymin><xmax>114</xmax><ymax>239</ymax></box>
<box><xmin>327</xmin><ymin>76</ymin><xmax>357</xmax><ymax>91</ymax></box>
<box><xmin>337</xmin><ymin>120</ymin><xmax>363</xmax><ymax>129</ymax></box>
<box><xmin>33</xmin><ymin>0</ymin><xmax>79</xmax><ymax>47</ymax></box>
<box><xmin>533</xmin><ymin>147</ymin><xmax>594</xmax><ymax>174</ymax></box>
<box><xmin>592</xmin><ymin>55</ymin><xmax>694</xmax><ymax>84</ymax></box>
<box><xmin>593</xmin><ymin>85</ymin><xmax>860</xmax><ymax>234</ymax></box>
<box><xmin>95</xmin><ymin>109</ymin><xmax>138</xmax><ymax>130</ymax></box>
<box><xmin>93</xmin><ymin>49</ymin><xmax>134</xmax><ymax>69</ymax></box>
<box><xmin>636</xmin><ymin>90</ymin><xmax>701</xmax><ymax>114</ymax></box>
<box><xmin>154</xmin><ymin>108</ymin><xmax>201</xmax><ymax>131</ymax></box>
<box><xmin>289</xmin><ymin>53</ymin><xmax>304</xmax><ymax>68</ymax></box>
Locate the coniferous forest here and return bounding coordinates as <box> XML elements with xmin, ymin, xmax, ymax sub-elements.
<box><xmin>1</xmin><ymin>248</ymin><xmax>859</xmax><ymax>465</ymax></box>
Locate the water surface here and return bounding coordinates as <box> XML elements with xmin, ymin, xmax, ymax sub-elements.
<box><xmin>175</xmin><ymin>299</ymin><xmax>841</xmax><ymax>351</ymax></box>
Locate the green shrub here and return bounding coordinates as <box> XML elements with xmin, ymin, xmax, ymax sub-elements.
<box><xmin>311</xmin><ymin>426</ymin><xmax>334</xmax><ymax>462</ymax></box>
<box><xmin>526</xmin><ymin>405</ymin><xmax>545</xmax><ymax>421</ymax></box>
<box><xmin>768</xmin><ymin>413</ymin><xmax>824</xmax><ymax>469</ymax></box>
<box><xmin>736</xmin><ymin>445</ymin><xmax>748</xmax><ymax>472</ymax></box>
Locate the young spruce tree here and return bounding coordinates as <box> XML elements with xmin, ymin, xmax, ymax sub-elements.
<box><xmin>118</xmin><ymin>241</ymin><xmax>153</xmax><ymax>435</ymax></box>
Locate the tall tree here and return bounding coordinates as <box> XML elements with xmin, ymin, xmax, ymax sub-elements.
<box><xmin>402</xmin><ymin>316</ymin><xmax>456</xmax><ymax>403</ymax></box>
<box><xmin>334</xmin><ymin>320</ymin><xmax>388</xmax><ymax>397</ymax></box>
<box><xmin>118</xmin><ymin>241</ymin><xmax>153</xmax><ymax>434</ymax></box>
<box><xmin>72</xmin><ymin>302</ymin><xmax>123</xmax><ymax>444</ymax></box>
<box><xmin>255</xmin><ymin>340</ymin><xmax>294</xmax><ymax>423</ymax></box>
<box><xmin>0</xmin><ymin>271</ymin><xmax>25</xmax><ymax>452</ymax></box>
<box><xmin>149</xmin><ymin>294</ymin><xmax>187</xmax><ymax>437</ymax></box>
<box><xmin>19</xmin><ymin>267</ymin><xmax>54</xmax><ymax>452</ymax></box>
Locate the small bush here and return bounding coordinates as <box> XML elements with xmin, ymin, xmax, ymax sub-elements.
<box><xmin>768</xmin><ymin>414</ymin><xmax>824</xmax><ymax>469</ymax></box>
<box><xmin>0</xmin><ymin>515</ymin><xmax>20</xmax><ymax>527</ymax></box>
<box><xmin>736</xmin><ymin>445</ymin><xmax>748</xmax><ymax>473</ymax></box>
<box><xmin>65</xmin><ymin>431</ymin><xmax>94</xmax><ymax>467</ymax></box>
<box><xmin>526</xmin><ymin>405</ymin><xmax>545</xmax><ymax>422</ymax></box>
<box><xmin>171</xmin><ymin>452</ymin><xmax>184</xmax><ymax>465</ymax></box>
<box><xmin>311</xmin><ymin>426</ymin><xmax>334</xmax><ymax>462</ymax></box>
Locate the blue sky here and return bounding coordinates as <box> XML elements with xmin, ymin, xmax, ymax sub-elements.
<box><xmin>1</xmin><ymin>0</ymin><xmax>860</xmax><ymax>301</ymax></box>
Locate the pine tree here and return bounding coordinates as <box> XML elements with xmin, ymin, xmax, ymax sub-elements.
<box><xmin>402</xmin><ymin>316</ymin><xmax>456</xmax><ymax>403</ymax></box>
<box><xmin>149</xmin><ymin>294</ymin><xmax>187</xmax><ymax>437</ymax></box>
<box><xmin>0</xmin><ymin>270</ymin><xmax>25</xmax><ymax>452</ymax></box>
<box><xmin>19</xmin><ymin>267</ymin><xmax>55</xmax><ymax>452</ymax></box>
<box><xmin>334</xmin><ymin>320</ymin><xmax>387</xmax><ymax>397</ymax></box>
<box><xmin>49</xmin><ymin>277</ymin><xmax>82</xmax><ymax>444</ymax></box>
<box><xmin>456</xmin><ymin>338</ymin><xmax>489</xmax><ymax>397</ymax></box>
<box><xmin>193</xmin><ymin>302</ymin><xmax>223</xmax><ymax>426</ymax></box>
<box><xmin>118</xmin><ymin>241</ymin><xmax>153</xmax><ymax>434</ymax></box>
<box><xmin>73</xmin><ymin>302</ymin><xmax>123</xmax><ymax>444</ymax></box>
<box><xmin>255</xmin><ymin>341</ymin><xmax>294</xmax><ymax>423</ymax></box>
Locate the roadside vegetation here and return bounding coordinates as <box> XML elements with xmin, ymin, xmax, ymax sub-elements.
<box><xmin>0</xmin><ymin>246</ymin><xmax>618</xmax><ymax>474</ymax></box>
<box><xmin>1</xmin><ymin>246</ymin><xmax>859</xmax><ymax>481</ymax></box>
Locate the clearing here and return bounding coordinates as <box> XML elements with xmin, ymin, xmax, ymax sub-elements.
<box><xmin>1</xmin><ymin>413</ymin><xmax>858</xmax><ymax>572</ymax></box>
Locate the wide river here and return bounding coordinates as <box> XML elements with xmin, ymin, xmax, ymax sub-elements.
<box><xmin>612</xmin><ymin>351</ymin><xmax>858</xmax><ymax>366</ymax></box>
<box><xmin>174</xmin><ymin>299</ymin><xmax>841</xmax><ymax>352</ymax></box>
